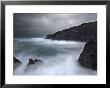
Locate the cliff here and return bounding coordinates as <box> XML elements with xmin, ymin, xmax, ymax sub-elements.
<box><xmin>46</xmin><ymin>21</ymin><xmax>97</xmax><ymax>42</ymax></box>
<box><xmin>78</xmin><ymin>35</ymin><xmax>97</xmax><ymax>70</ymax></box>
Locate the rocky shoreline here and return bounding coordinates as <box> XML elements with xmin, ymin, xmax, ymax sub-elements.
<box><xmin>13</xmin><ymin>21</ymin><xmax>97</xmax><ymax>71</ymax></box>
<box><xmin>46</xmin><ymin>21</ymin><xmax>97</xmax><ymax>70</ymax></box>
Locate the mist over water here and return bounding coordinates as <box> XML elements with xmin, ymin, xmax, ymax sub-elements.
<box><xmin>14</xmin><ymin>37</ymin><xmax>96</xmax><ymax>75</ymax></box>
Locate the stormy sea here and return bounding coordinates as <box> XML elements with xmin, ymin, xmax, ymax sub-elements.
<box><xmin>13</xmin><ymin>37</ymin><xmax>96</xmax><ymax>75</ymax></box>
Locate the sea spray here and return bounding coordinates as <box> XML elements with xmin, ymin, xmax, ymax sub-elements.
<box><xmin>14</xmin><ymin>37</ymin><xmax>96</xmax><ymax>75</ymax></box>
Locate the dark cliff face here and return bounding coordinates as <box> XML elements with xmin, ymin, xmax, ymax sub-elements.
<box><xmin>46</xmin><ymin>21</ymin><xmax>97</xmax><ymax>42</ymax></box>
<box><xmin>78</xmin><ymin>35</ymin><xmax>97</xmax><ymax>70</ymax></box>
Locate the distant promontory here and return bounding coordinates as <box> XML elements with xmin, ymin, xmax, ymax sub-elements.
<box><xmin>46</xmin><ymin>21</ymin><xmax>97</xmax><ymax>42</ymax></box>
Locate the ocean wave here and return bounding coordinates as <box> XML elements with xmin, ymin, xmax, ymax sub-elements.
<box><xmin>15</xmin><ymin>37</ymin><xmax>85</xmax><ymax>45</ymax></box>
<box><xmin>13</xmin><ymin>37</ymin><xmax>96</xmax><ymax>75</ymax></box>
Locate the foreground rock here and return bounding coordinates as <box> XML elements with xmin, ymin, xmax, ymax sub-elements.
<box><xmin>46</xmin><ymin>21</ymin><xmax>97</xmax><ymax>42</ymax></box>
<box><xmin>78</xmin><ymin>35</ymin><xmax>97</xmax><ymax>70</ymax></box>
<box><xmin>25</xmin><ymin>59</ymin><xmax>44</xmax><ymax>72</ymax></box>
<box><xmin>13</xmin><ymin>56</ymin><xmax>22</xmax><ymax>70</ymax></box>
<box><xmin>14</xmin><ymin>56</ymin><xmax>21</xmax><ymax>63</ymax></box>
<box><xmin>27</xmin><ymin>59</ymin><xmax>44</xmax><ymax>66</ymax></box>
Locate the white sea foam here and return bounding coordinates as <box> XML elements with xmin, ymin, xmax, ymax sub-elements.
<box><xmin>15</xmin><ymin>37</ymin><xmax>84</xmax><ymax>44</ymax></box>
<box><xmin>14</xmin><ymin>37</ymin><xmax>96</xmax><ymax>75</ymax></box>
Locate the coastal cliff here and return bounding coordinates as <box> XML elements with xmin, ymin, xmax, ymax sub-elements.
<box><xmin>46</xmin><ymin>21</ymin><xmax>97</xmax><ymax>42</ymax></box>
<box><xmin>78</xmin><ymin>35</ymin><xmax>97</xmax><ymax>70</ymax></box>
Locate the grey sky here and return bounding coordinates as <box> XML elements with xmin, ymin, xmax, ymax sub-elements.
<box><xmin>14</xmin><ymin>13</ymin><xmax>97</xmax><ymax>37</ymax></box>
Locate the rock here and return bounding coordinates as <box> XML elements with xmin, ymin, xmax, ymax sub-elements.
<box><xmin>28</xmin><ymin>59</ymin><xmax>35</xmax><ymax>65</ymax></box>
<box><xmin>27</xmin><ymin>59</ymin><xmax>44</xmax><ymax>66</ymax></box>
<box><xmin>13</xmin><ymin>56</ymin><xmax>21</xmax><ymax>70</ymax></box>
<box><xmin>25</xmin><ymin>58</ymin><xmax>44</xmax><ymax>72</ymax></box>
<box><xmin>46</xmin><ymin>21</ymin><xmax>97</xmax><ymax>42</ymax></box>
<box><xmin>34</xmin><ymin>59</ymin><xmax>43</xmax><ymax>63</ymax></box>
<box><xmin>78</xmin><ymin>35</ymin><xmax>97</xmax><ymax>70</ymax></box>
<box><xmin>14</xmin><ymin>56</ymin><xmax>21</xmax><ymax>63</ymax></box>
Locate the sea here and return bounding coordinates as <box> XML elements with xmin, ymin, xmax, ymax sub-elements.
<box><xmin>13</xmin><ymin>37</ymin><xmax>96</xmax><ymax>75</ymax></box>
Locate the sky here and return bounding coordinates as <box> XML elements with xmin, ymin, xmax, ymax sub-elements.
<box><xmin>14</xmin><ymin>13</ymin><xmax>97</xmax><ymax>38</ymax></box>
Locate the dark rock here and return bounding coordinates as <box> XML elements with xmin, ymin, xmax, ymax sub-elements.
<box><xmin>25</xmin><ymin>58</ymin><xmax>44</xmax><ymax>72</ymax></box>
<box><xmin>78</xmin><ymin>35</ymin><xmax>97</xmax><ymax>70</ymax></box>
<box><xmin>27</xmin><ymin>59</ymin><xmax>44</xmax><ymax>66</ymax></box>
<box><xmin>34</xmin><ymin>59</ymin><xmax>43</xmax><ymax>63</ymax></box>
<box><xmin>13</xmin><ymin>56</ymin><xmax>21</xmax><ymax>70</ymax></box>
<box><xmin>28</xmin><ymin>59</ymin><xmax>35</xmax><ymax>65</ymax></box>
<box><xmin>46</xmin><ymin>21</ymin><xmax>97</xmax><ymax>42</ymax></box>
<box><xmin>14</xmin><ymin>56</ymin><xmax>21</xmax><ymax>63</ymax></box>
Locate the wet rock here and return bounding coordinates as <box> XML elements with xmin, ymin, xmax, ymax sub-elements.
<box><xmin>14</xmin><ymin>56</ymin><xmax>21</xmax><ymax>63</ymax></box>
<box><xmin>25</xmin><ymin>58</ymin><xmax>44</xmax><ymax>72</ymax></box>
<box><xmin>13</xmin><ymin>56</ymin><xmax>22</xmax><ymax>70</ymax></box>
<box><xmin>78</xmin><ymin>35</ymin><xmax>97</xmax><ymax>70</ymax></box>
<box><xmin>27</xmin><ymin>59</ymin><xmax>44</xmax><ymax>66</ymax></box>
<box><xmin>34</xmin><ymin>59</ymin><xmax>43</xmax><ymax>63</ymax></box>
<box><xmin>28</xmin><ymin>59</ymin><xmax>35</xmax><ymax>65</ymax></box>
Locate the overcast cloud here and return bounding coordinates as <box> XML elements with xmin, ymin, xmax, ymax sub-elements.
<box><xmin>14</xmin><ymin>13</ymin><xmax>97</xmax><ymax>37</ymax></box>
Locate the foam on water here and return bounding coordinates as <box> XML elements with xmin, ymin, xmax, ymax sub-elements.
<box><xmin>14</xmin><ymin>37</ymin><xmax>96</xmax><ymax>75</ymax></box>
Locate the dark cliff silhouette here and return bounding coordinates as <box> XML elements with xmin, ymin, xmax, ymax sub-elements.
<box><xmin>46</xmin><ymin>21</ymin><xmax>97</xmax><ymax>42</ymax></box>
<box><xmin>78</xmin><ymin>35</ymin><xmax>97</xmax><ymax>70</ymax></box>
